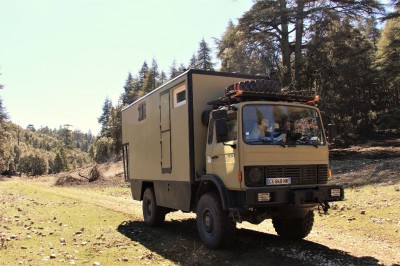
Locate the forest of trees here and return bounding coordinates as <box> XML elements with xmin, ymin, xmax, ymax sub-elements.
<box><xmin>0</xmin><ymin>112</ymin><xmax>94</xmax><ymax>175</ymax></box>
<box><xmin>1</xmin><ymin>0</ymin><xmax>399</xmax><ymax>172</ymax></box>
<box><xmin>94</xmin><ymin>0</ymin><xmax>399</xmax><ymax>162</ymax></box>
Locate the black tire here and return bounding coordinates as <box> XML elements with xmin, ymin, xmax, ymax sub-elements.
<box><xmin>272</xmin><ymin>211</ymin><xmax>314</xmax><ymax>240</ymax></box>
<box><xmin>196</xmin><ymin>192</ymin><xmax>235</xmax><ymax>249</ymax></box>
<box><xmin>142</xmin><ymin>187</ymin><xmax>166</xmax><ymax>226</ymax></box>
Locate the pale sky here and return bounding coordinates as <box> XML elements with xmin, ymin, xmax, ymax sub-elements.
<box><xmin>0</xmin><ymin>0</ymin><xmax>254</xmax><ymax>134</ymax></box>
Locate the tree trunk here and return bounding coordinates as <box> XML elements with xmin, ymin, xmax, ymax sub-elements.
<box><xmin>279</xmin><ymin>0</ymin><xmax>292</xmax><ymax>88</ymax></box>
<box><xmin>295</xmin><ymin>0</ymin><xmax>305</xmax><ymax>91</ymax></box>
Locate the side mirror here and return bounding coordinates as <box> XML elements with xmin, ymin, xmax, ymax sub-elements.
<box><xmin>201</xmin><ymin>110</ymin><xmax>211</xmax><ymax>126</ymax></box>
<box><xmin>327</xmin><ymin>124</ymin><xmax>337</xmax><ymax>143</ymax></box>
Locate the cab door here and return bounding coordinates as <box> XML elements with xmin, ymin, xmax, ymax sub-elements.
<box><xmin>206</xmin><ymin>112</ymin><xmax>239</xmax><ymax>189</ymax></box>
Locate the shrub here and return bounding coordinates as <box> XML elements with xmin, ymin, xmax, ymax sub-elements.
<box><xmin>18</xmin><ymin>154</ymin><xmax>48</xmax><ymax>176</ymax></box>
<box><xmin>94</xmin><ymin>137</ymin><xmax>114</xmax><ymax>163</ymax></box>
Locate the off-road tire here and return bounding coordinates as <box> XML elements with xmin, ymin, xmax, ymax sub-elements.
<box><xmin>196</xmin><ymin>192</ymin><xmax>235</xmax><ymax>249</ymax></box>
<box><xmin>142</xmin><ymin>187</ymin><xmax>166</xmax><ymax>226</ymax></box>
<box><xmin>225</xmin><ymin>79</ymin><xmax>281</xmax><ymax>95</ymax></box>
<box><xmin>272</xmin><ymin>211</ymin><xmax>314</xmax><ymax>240</ymax></box>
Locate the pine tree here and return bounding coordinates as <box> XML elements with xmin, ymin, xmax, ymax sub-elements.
<box><xmin>375</xmin><ymin>5</ymin><xmax>400</xmax><ymax>111</ymax></box>
<box><xmin>61</xmin><ymin>125</ymin><xmax>73</xmax><ymax>148</ymax></box>
<box><xmin>138</xmin><ymin>61</ymin><xmax>149</xmax><ymax>93</ymax></box>
<box><xmin>376</xmin><ymin>7</ymin><xmax>400</xmax><ymax>82</ymax></box>
<box><xmin>98</xmin><ymin>97</ymin><xmax>113</xmax><ymax>138</ymax></box>
<box><xmin>121</xmin><ymin>73</ymin><xmax>139</xmax><ymax>106</ymax></box>
<box><xmin>196</xmin><ymin>39</ymin><xmax>215</xmax><ymax>71</ymax></box>
<box><xmin>216</xmin><ymin>20</ymin><xmax>276</xmax><ymax>76</ymax></box>
<box><xmin>303</xmin><ymin>14</ymin><xmax>377</xmax><ymax>135</ymax></box>
<box><xmin>53</xmin><ymin>152</ymin><xmax>64</xmax><ymax>173</ymax></box>
<box><xmin>189</xmin><ymin>53</ymin><xmax>197</xmax><ymax>69</ymax></box>
<box><xmin>178</xmin><ymin>64</ymin><xmax>187</xmax><ymax>74</ymax></box>
<box><xmin>169</xmin><ymin>59</ymin><xmax>179</xmax><ymax>79</ymax></box>
<box><xmin>159</xmin><ymin>71</ymin><xmax>167</xmax><ymax>84</ymax></box>
<box><xmin>142</xmin><ymin>58</ymin><xmax>161</xmax><ymax>94</ymax></box>
<box><xmin>107</xmin><ymin>105</ymin><xmax>122</xmax><ymax>158</ymax></box>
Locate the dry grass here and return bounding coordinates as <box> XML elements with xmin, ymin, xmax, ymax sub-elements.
<box><xmin>0</xmin><ymin>180</ymin><xmax>169</xmax><ymax>266</ymax></box>
<box><xmin>1</xmin><ymin>139</ymin><xmax>399</xmax><ymax>265</ymax></box>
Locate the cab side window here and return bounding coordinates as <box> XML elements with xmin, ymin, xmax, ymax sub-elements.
<box><xmin>207</xmin><ymin>119</ymin><xmax>214</xmax><ymax>145</ymax></box>
<box><xmin>226</xmin><ymin>113</ymin><xmax>237</xmax><ymax>142</ymax></box>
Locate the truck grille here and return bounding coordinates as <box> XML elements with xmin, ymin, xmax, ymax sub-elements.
<box><xmin>244</xmin><ymin>164</ymin><xmax>328</xmax><ymax>187</ymax></box>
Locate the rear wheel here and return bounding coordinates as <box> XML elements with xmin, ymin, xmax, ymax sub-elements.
<box><xmin>196</xmin><ymin>192</ymin><xmax>235</xmax><ymax>249</ymax></box>
<box><xmin>272</xmin><ymin>210</ymin><xmax>314</xmax><ymax>240</ymax></box>
<box><xmin>142</xmin><ymin>187</ymin><xmax>166</xmax><ymax>226</ymax></box>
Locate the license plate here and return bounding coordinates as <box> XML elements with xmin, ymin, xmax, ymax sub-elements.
<box><xmin>266</xmin><ymin>177</ymin><xmax>291</xmax><ymax>185</ymax></box>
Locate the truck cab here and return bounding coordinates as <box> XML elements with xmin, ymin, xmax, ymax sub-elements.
<box><xmin>196</xmin><ymin>87</ymin><xmax>344</xmax><ymax>247</ymax></box>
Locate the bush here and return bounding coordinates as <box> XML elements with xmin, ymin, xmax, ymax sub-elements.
<box><xmin>18</xmin><ymin>154</ymin><xmax>48</xmax><ymax>176</ymax></box>
<box><xmin>94</xmin><ymin>137</ymin><xmax>114</xmax><ymax>163</ymax></box>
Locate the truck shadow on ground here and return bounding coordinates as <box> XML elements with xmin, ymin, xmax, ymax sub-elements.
<box><xmin>117</xmin><ymin>218</ymin><xmax>381</xmax><ymax>266</ymax></box>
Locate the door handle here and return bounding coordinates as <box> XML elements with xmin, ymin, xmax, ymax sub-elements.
<box><xmin>211</xmin><ymin>156</ymin><xmax>219</xmax><ymax>159</ymax></box>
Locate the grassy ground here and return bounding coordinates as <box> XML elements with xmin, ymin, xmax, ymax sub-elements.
<box><xmin>0</xmin><ymin>180</ymin><xmax>171</xmax><ymax>266</ymax></box>
<box><xmin>1</xmin><ymin>146</ymin><xmax>400</xmax><ymax>265</ymax></box>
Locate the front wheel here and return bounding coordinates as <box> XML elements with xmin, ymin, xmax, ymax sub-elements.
<box><xmin>272</xmin><ymin>210</ymin><xmax>314</xmax><ymax>240</ymax></box>
<box><xmin>142</xmin><ymin>187</ymin><xmax>166</xmax><ymax>226</ymax></box>
<box><xmin>196</xmin><ymin>192</ymin><xmax>235</xmax><ymax>249</ymax></box>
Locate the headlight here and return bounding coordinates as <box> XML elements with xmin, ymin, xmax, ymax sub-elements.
<box><xmin>244</xmin><ymin>166</ymin><xmax>264</xmax><ymax>187</ymax></box>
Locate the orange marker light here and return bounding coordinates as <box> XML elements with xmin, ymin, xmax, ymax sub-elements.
<box><xmin>306</xmin><ymin>95</ymin><xmax>320</xmax><ymax>105</ymax></box>
<box><xmin>237</xmin><ymin>170</ymin><xmax>243</xmax><ymax>183</ymax></box>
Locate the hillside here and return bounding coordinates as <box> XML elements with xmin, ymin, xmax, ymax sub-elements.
<box><xmin>0</xmin><ymin>121</ymin><xmax>94</xmax><ymax>176</ymax></box>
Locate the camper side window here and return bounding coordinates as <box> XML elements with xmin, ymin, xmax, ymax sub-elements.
<box><xmin>138</xmin><ymin>102</ymin><xmax>146</xmax><ymax>121</ymax></box>
<box><xmin>173</xmin><ymin>83</ymin><xmax>186</xmax><ymax>108</ymax></box>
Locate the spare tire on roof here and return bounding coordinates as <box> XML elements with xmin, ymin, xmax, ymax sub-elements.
<box><xmin>225</xmin><ymin>79</ymin><xmax>281</xmax><ymax>95</ymax></box>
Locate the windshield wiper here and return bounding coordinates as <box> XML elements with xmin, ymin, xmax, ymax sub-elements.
<box><xmin>246</xmin><ymin>139</ymin><xmax>265</xmax><ymax>144</ymax></box>
<box><xmin>246</xmin><ymin>138</ymin><xmax>287</xmax><ymax>147</ymax></box>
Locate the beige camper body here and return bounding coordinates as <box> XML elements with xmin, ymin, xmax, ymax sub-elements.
<box><xmin>122</xmin><ymin>70</ymin><xmax>264</xmax><ymax>211</ymax></box>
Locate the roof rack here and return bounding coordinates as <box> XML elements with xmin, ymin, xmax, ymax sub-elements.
<box><xmin>208</xmin><ymin>79</ymin><xmax>319</xmax><ymax>108</ymax></box>
<box><xmin>208</xmin><ymin>90</ymin><xmax>319</xmax><ymax>108</ymax></box>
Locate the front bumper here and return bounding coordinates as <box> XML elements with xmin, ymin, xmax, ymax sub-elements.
<box><xmin>245</xmin><ymin>185</ymin><xmax>344</xmax><ymax>207</ymax></box>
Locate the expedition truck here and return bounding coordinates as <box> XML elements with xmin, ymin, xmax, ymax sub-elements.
<box><xmin>121</xmin><ymin>69</ymin><xmax>344</xmax><ymax>248</ymax></box>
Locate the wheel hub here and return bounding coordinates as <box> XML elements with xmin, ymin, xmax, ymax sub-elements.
<box><xmin>145</xmin><ymin>199</ymin><xmax>152</xmax><ymax>216</ymax></box>
<box><xmin>203</xmin><ymin>210</ymin><xmax>214</xmax><ymax>233</ymax></box>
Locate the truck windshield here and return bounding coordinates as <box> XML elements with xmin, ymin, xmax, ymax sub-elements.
<box><xmin>242</xmin><ymin>104</ymin><xmax>325</xmax><ymax>146</ymax></box>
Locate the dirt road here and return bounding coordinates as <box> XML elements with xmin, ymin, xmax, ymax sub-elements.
<box><xmin>1</xmin><ymin>173</ymin><xmax>399</xmax><ymax>265</ymax></box>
